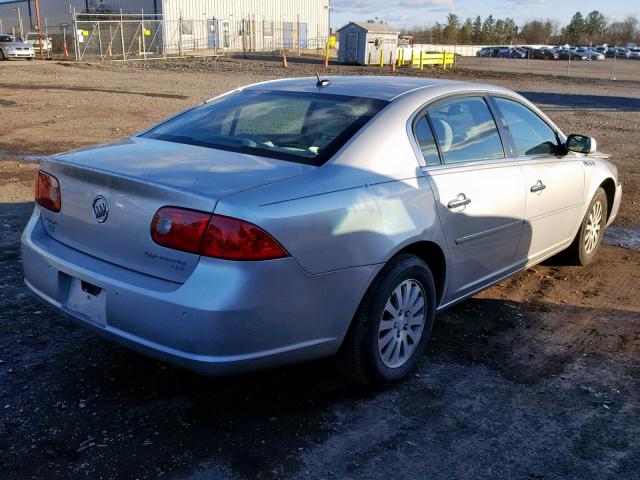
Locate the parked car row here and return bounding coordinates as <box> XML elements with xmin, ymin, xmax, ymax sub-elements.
<box><xmin>595</xmin><ymin>44</ymin><xmax>640</xmax><ymax>58</ymax></box>
<box><xmin>476</xmin><ymin>44</ymin><xmax>640</xmax><ymax>60</ymax></box>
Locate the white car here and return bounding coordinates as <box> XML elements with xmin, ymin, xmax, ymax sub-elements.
<box><xmin>589</xmin><ymin>50</ymin><xmax>605</xmax><ymax>61</ymax></box>
<box><xmin>628</xmin><ymin>48</ymin><xmax>640</xmax><ymax>59</ymax></box>
<box><xmin>24</xmin><ymin>32</ymin><xmax>52</xmax><ymax>54</ymax></box>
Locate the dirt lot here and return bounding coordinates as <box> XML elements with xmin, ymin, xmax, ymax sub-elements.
<box><xmin>1</xmin><ymin>58</ymin><xmax>639</xmax><ymax>480</ymax></box>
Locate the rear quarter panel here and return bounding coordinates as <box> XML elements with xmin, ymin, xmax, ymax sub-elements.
<box><xmin>213</xmin><ymin>97</ymin><xmax>448</xmax><ymax>275</ymax></box>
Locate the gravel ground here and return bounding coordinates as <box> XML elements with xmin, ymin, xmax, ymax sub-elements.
<box><xmin>1</xmin><ymin>58</ymin><xmax>639</xmax><ymax>480</ymax></box>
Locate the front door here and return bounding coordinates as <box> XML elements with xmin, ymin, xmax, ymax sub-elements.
<box><xmin>415</xmin><ymin>96</ymin><xmax>527</xmax><ymax>304</ymax></box>
<box><xmin>490</xmin><ymin>96</ymin><xmax>584</xmax><ymax>263</ymax></box>
<box><xmin>519</xmin><ymin>159</ymin><xmax>584</xmax><ymax>261</ymax></box>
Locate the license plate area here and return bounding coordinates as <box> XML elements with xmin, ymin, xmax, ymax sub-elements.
<box><xmin>65</xmin><ymin>277</ymin><xmax>107</xmax><ymax>327</ymax></box>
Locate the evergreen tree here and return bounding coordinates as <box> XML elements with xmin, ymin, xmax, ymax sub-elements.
<box><xmin>565</xmin><ymin>12</ymin><xmax>585</xmax><ymax>43</ymax></box>
<box><xmin>585</xmin><ymin>10</ymin><xmax>607</xmax><ymax>42</ymax></box>
<box><xmin>459</xmin><ymin>18</ymin><xmax>474</xmax><ymax>44</ymax></box>
<box><xmin>482</xmin><ymin>15</ymin><xmax>495</xmax><ymax>43</ymax></box>
<box><xmin>442</xmin><ymin>13</ymin><xmax>460</xmax><ymax>43</ymax></box>
<box><xmin>472</xmin><ymin>16</ymin><xmax>483</xmax><ymax>43</ymax></box>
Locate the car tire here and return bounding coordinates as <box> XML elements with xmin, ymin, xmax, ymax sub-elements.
<box><xmin>0</xmin><ymin>49</ymin><xmax>5</xmax><ymax>61</ymax></box>
<box><xmin>27</xmin><ymin>57</ymin><xmax>34</xmax><ymax>61</ymax></box>
<box><xmin>564</xmin><ymin>187</ymin><xmax>608</xmax><ymax>266</ymax></box>
<box><xmin>336</xmin><ymin>254</ymin><xmax>436</xmax><ymax>386</ymax></box>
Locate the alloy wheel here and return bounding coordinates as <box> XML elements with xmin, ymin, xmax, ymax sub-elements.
<box><xmin>378</xmin><ymin>279</ymin><xmax>426</xmax><ymax>368</ymax></box>
<box><xmin>584</xmin><ymin>199</ymin><xmax>603</xmax><ymax>255</ymax></box>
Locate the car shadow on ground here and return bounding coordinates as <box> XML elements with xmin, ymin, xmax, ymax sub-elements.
<box><xmin>3</xmin><ymin>203</ymin><xmax>640</xmax><ymax>479</ymax></box>
<box><xmin>3</xmin><ymin>283</ymin><xmax>639</xmax><ymax>479</ymax></box>
<box><xmin>518</xmin><ymin>91</ymin><xmax>640</xmax><ymax>113</ymax></box>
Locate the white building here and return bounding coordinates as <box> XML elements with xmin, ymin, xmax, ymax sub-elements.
<box><xmin>0</xmin><ymin>0</ymin><xmax>330</xmax><ymax>52</ymax></box>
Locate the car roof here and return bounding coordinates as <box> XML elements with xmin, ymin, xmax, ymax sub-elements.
<box><xmin>243</xmin><ymin>76</ymin><xmax>488</xmax><ymax>102</ymax></box>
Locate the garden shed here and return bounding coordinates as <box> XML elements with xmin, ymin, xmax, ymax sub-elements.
<box><xmin>337</xmin><ymin>21</ymin><xmax>399</xmax><ymax>65</ymax></box>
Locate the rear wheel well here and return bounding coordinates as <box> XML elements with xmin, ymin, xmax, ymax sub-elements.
<box><xmin>599</xmin><ymin>178</ymin><xmax>616</xmax><ymax>221</ymax></box>
<box><xmin>395</xmin><ymin>241</ymin><xmax>446</xmax><ymax>307</ymax></box>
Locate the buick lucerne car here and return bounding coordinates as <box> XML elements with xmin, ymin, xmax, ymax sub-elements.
<box><xmin>22</xmin><ymin>76</ymin><xmax>622</xmax><ymax>385</ymax></box>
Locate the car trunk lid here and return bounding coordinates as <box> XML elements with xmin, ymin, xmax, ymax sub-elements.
<box><xmin>39</xmin><ymin>137</ymin><xmax>309</xmax><ymax>283</ymax></box>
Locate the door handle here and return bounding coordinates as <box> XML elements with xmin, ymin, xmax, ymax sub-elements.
<box><xmin>530</xmin><ymin>181</ymin><xmax>546</xmax><ymax>193</ymax></box>
<box><xmin>447</xmin><ymin>196</ymin><xmax>471</xmax><ymax>209</ymax></box>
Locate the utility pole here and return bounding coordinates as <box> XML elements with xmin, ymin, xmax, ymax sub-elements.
<box><xmin>34</xmin><ymin>0</ymin><xmax>44</xmax><ymax>59</ymax></box>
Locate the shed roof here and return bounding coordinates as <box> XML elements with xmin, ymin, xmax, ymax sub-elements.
<box><xmin>337</xmin><ymin>22</ymin><xmax>399</xmax><ymax>34</ymax></box>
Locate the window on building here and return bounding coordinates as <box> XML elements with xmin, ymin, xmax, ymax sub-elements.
<box><xmin>180</xmin><ymin>20</ymin><xmax>193</xmax><ymax>36</ymax></box>
<box><xmin>263</xmin><ymin>21</ymin><xmax>273</xmax><ymax>37</ymax></box>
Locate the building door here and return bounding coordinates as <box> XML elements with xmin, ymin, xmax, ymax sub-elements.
<box><xmin>207</xmin><ymin>19</ymin><xmax>218</xmax><ymax>48</ymax></box>
<box><xmin>283</xmin><ymin>22</ymin><xmax>293</xmax><ymax>48</ymax></box>
<box><xmin>345</xmin><ymin>32</ymin><xmax>358</xmax><ymax>63</ymax></box>
<box><xmin>299</xmin><ymin>22</ymin><xmax>308</xmax><ymax>49</ymax></box>
<box><xmin>221</xmin><ymin>20</ymin><xmax>230</xmax><ymax>48</ymax></box>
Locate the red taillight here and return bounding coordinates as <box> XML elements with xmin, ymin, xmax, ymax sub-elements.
<box><xmin>150</xmin><ymin>207</ymin><xmax>288</xmax><ymax>261</ymax></box>
<box><xmin>35</xmin><ymin>171</ymin><xmax>61</xmax><ymax>212</ymax></box>
<box><xmin>150</xmin><ymin>207</ymin><xmax>211</xmax><ymax>254</ymax></box>
<box><xmin>201</xmin><ymin>215</ymin><xmax>288</xmax><ymax>260</ymax></box>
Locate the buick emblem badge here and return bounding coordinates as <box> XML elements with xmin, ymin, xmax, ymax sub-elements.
<box><xmin>92</xmin><ymin>195</ymin><xmax>109</xmax><ymax>223</ymax></box>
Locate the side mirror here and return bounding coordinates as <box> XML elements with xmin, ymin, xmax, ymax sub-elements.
<box><xmin>566</xmin><ymin>134</ymin><xmax>597</xmax><ymax>154</ymax></box>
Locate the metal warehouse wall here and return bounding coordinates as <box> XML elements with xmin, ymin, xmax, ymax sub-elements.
<box><xmin>0</xmin><ymin>0</ymin><xmax>157</xmax><ymax>33</ymax></box>
<box><xmin>160</xmin><ymin>0</ymin><xmax>330</xmax><ymax>51</ymax></box>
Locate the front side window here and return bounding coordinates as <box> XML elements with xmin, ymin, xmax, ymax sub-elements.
<box><xmin>493</xmin><ymin>97</ymin><xmax>559</xmax><ymax>156</ymax></box>
<box><xmin>428</xmin><ymin>97</ymin><xmax>505</xmax><ymax>164</ymax></box>
<box><xmin>142</xmin><ymin>90</ymin><xmax>387</xmax><ymax>165</ymax></box>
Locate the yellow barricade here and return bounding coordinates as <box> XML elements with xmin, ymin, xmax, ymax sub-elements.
<box><xmin>442</xmin><ymin>52</ymin><xmax>455</xmax><ymax>69</ymax></box>
<box><xmin>398</xmin><ymin>49</ymin><xmax>455</xmax><ymax>70</ymax></box>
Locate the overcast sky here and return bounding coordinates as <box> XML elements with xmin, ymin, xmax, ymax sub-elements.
<box><xmin>330</xmin><ymin>0</ymin><xmax>640</xmax><ymax>29</ymax></box>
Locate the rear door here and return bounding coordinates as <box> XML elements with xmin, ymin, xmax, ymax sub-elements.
<box><xmin>415</xmin><ymin>96</ymin><xmax>526</xmax><ymax>304</ymax></box>
<box><xmin>490</xmin><ymin>96</ymin><xmax>584</xmax><ymax>263</ymax></box>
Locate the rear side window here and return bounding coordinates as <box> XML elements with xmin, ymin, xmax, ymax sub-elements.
<box><xmin>142</xmin><ymin>90</ymin><xmax>387</xmax><ymax>166</ymax></box>
<box><xmin>493</xmin><ymin>97</ymin><xmax>559</xmax><ymax>156</ymax></box>
<box><xmin>428</xmin><ymin>97</ymin><xmax>504</xmax><ymax>164</ymax></box>
<box><xmin>413</xmin><ymin>115</ymin><xmax>441</xmax><ymax>166</ymax></box>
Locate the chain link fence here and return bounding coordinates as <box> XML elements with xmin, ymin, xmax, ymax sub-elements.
<box><xmin>70</xmin><ymin>13</ymin><xmax>330</xmax><ymax>61</ymax></box>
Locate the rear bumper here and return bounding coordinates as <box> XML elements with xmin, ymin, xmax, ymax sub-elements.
<box><xmin>21</xmin><ymin>209</ymin><xmax>379</xmax><ymax>375</ymax></box>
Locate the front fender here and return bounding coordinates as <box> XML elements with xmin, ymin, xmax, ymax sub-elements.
<box><xmin>578</xmin><ymin>155</ymin><xmax>621</xmax><ymax>227</ymax></box>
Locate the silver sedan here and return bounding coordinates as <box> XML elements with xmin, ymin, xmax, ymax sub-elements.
<box><xmin>0</xmin><ymin>34</ymin><xmax>35</xmax><ymax>60</ymax></box>
<box><xmin>22</xmin><ymin>76</ymin><xmax>622</xmax><ymax>385</ymax></box>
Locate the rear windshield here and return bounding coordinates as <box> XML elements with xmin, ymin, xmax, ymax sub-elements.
<box><xmin>141</xmin><ymin>90</ymin><xmax>388</xmax><ymax>166</ymax></box>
